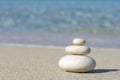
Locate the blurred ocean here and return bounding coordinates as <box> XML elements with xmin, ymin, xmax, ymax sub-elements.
<box><xmin>0</xmin><ymin>0</ymin><xmax>120</xmax><ymax>49</ymax></box>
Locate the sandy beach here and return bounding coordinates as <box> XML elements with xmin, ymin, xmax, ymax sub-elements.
<box><xmin>0</xmin><ymin>45</ymin><xmax>119</xmax><ymax>80</ymax></box>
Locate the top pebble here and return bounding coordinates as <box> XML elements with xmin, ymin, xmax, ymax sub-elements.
<box><xmin>73</xmin><ymin>38</ymin><xmax>86</xmax><ymax>45</ymax></box>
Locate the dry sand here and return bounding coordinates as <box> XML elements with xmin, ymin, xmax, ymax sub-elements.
<box><xmin>0</xmin><ymin>46</ymin><xmax>120</xmax><ymax>80</ymax></box>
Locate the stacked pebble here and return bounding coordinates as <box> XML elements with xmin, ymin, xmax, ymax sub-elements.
<box><xmin>58</xmin><ymin>38</ymin><xmax>96</xmax><ymax>73</ymax></box>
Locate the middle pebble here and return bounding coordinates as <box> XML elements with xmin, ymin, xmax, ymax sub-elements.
<box><xmin>65</xmin><ymin>45</ymin><xmax>91</xmax><ymax>55</ymax></box>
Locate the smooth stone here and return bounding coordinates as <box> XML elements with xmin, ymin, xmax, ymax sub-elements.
<box><xmin>73</xmin><ymin>38</ymin><xmax>86</xmax><ymax>45</ymax></box>
<box><xmin>65</xmin><ymin>45</ymin><xmax>90</xmax><ymax>55</ymax></box>
<box><xmin>58</xmin><ymin>55</ymin><xmax>96</xmax><ymax>73</ymax></box>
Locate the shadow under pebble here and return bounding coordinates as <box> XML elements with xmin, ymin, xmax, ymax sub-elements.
<box><xmin>90</xmin><ymin>69</ymin><xmax>120</xmax><ymax>73</ymax></box>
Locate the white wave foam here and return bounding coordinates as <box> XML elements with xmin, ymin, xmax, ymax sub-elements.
<box><xmin>0</xmin><ymin>43</ymin><xmax>64</xmax><ymax>49</ymax></box>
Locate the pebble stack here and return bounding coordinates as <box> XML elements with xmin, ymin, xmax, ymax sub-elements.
<box><xmin>58</xmin><ymin>38</ymin><xmax>96</xmax><ymax>73</ymax></box>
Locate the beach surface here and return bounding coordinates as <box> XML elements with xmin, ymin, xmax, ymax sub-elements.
<box><xmin>0</xmin><ymin>45</ymin><xmax>120</xmax><ymax>80</ymax></box>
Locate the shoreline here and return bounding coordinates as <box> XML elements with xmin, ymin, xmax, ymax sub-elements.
<box><xmin>0</xmin><ymin>31</ymin><xmax>120</xmax><ymax>49</ymax></box>
<box><xmin>0</xmin><ymin>43</ymin><xmax>119</xmax><ymax>50</ymax></box>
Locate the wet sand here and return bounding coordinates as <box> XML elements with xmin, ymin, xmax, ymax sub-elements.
<box><xmin>0</xmin><ymin>46</ymin><xmax>119</xmax><ymax>80</ymax></box>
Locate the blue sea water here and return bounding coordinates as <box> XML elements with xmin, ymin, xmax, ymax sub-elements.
<box><xmin>0</xmin><ymin>0</ymin><xmax>120</xmax><ymax>49</ymax></box>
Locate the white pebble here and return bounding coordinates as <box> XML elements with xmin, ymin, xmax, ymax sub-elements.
<box><xmin>73</xmin><ymin>38</ymin><xmax>86</xmax><ymax>45</ymax></box>
<box><xmin>65</xmin><ymin>45</ymin><xmax>90</xmax><ymax>55</ymax></box>
<box><xmin>58</xmin><ymin>55</ymin><xmax>96</xmax><ymax>72</ymax></box>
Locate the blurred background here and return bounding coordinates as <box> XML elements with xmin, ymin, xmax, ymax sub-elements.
<box><xmin>0</xmin><ymin>0</ymin><xmax>120</xmax><ymax>48</ymax></box>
